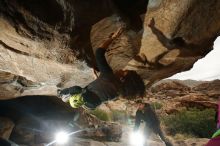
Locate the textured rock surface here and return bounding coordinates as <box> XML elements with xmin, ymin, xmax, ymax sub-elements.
<box><xmin>0</xmin><ymin>17</ymin><xmax>94</xmax><ymax>99</ymax></box>
<box><xmin>151</xmin><ymin>81</ymin><xmax>191</xmax><ymax>97</ymax></box>
<box><xmin>0</xmin><ymin>0</ymin><xmax>220</xmax><ymax>98</ymax></box>
<box><xmin>193</xmin><ymin>80</ymin><xmax>220</xmax><ymax>98</ymax></box>
<box><xmin>174</xmin><ymin>138</ymin><xmax>209</xmax><ymax>146</ymax></box>
<box><xmin>149</xmin><ymin>80</ymin><xmax>218</xmax><ymax>113</ymax></box>
<box><xmin>65</xmin><ymin>128</ymin><xmax>209</xmax><ymax>146</ymax></box>
<box><xmin>0</xmin><ymin>117</ymin><xmax>14</xmax><ymax>139</ymax></box>
<box><xmin>18</xmin><ymin>137</ymin><xmax>209</xmax><ymax>146</ymax></box>
<box><xmin>128</xmin><ymin>0</ymin><xmax>220</xmax><ymax>86</ymax></box>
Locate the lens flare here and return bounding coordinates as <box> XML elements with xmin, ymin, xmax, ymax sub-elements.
<box><xmin>55</xmin><ymin>131</ymin><xmax>69</xmax><ymax>144</ymax></box>
<box><xmin>129</xmin><ymin>131</ymin><xmax>145</xmax><ymax>146</ymax></box>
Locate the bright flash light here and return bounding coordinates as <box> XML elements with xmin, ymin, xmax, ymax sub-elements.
<box><xmin>55</xmin><ymin>131</ymin><xmax>69</xmax><ymax>144</ymax></box>
<box><xmin>129</xmin><ymin>131</ymin><xmax>145</xmax><ymax>146</ymax></box>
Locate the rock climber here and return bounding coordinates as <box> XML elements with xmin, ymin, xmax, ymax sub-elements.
<box><xmin>57</xmin><ymin>28</ymin><xmax>145</xmax><ymax>110</ymax></box>
<box><xmin>134</xmin><ymin>100</ymin><xmax>173</xmax><ymax>146</ymax></box>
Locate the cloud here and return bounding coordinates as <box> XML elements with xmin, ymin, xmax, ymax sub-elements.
<box><xmin>169</xmin><ymin>36</ymin><xmax>220</xmax><ymax>81</ymax></box>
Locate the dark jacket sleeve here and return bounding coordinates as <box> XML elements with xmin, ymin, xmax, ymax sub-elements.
<box><xmin>134</xmin><ymin>110</ymin><xmax>142</xmax><ymax>131</ymax></box>
<box><xmin>82</xmin><ymin>88</ymin><xmax>102</xmax><ymax>110</ymax></box>
<box><xmin>59</xmin><ymin>86</ymin><xmax>82</xmax><ymax>96</ymax></box>
<box><xmin>95</xmin><ymin>48</ymin><xmax>113</xmax><ymax>74</ymax></box>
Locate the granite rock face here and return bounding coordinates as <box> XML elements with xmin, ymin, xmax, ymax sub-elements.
<box><xmin>0</xmin><ymin>0</ymin><xmax>220</xmax><ymax>98</ymax></box>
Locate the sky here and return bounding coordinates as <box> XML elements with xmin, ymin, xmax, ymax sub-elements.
<box><xmin>169</xmin><ymin>36</ymin><xmax>220</xmax><ymax>81</ymax></box>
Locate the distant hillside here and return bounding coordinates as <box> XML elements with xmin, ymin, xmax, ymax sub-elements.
<box><xmin>153</xmin><ymin>79</ymin><xmax>207</xmax><ymax>88</ymax></box>
<box><xmin>151</xmin><ymin>79</ymin><xmax>220</xmax><ymax>99</ymax></box>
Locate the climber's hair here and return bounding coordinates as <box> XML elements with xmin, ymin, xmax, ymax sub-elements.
<box><xmin>136</xmin><ymin>100</ymin><xmax>143</xmax><ymax>104</ymax></box>
<box><xmin>120</xmin><ymin>70</ymin><xmax>145</xmax><ymax>99</ymax></box>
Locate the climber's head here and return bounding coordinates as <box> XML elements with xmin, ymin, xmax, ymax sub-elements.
<box><xmin>57</xmin><ymin>86</ymin><xmax>85</xmax><ymax>108</ymax></box>
<box><xmin>136</xmin><ymin>100</ymin><xmax>145</xmax><ymax>110</ymax></box>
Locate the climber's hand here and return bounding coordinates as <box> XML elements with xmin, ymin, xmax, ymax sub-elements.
<box><xmin>110</xmin><ymin>27</ymin><xmax>124</xmax><ymax>40</ymax></box>
<box><xmin>100</xmin><ymin>27</ymin><xmax>124</xmax><ymax>49</ymax></box>
<box><xmin>62</xmin><ymin>96</ymin><xmax>71</xmax><ymax>103</ymax></box>
<box><xmin>57</xmin><ymin>88</ymin><xmax>71</xmax><ymax>103</ymax></box>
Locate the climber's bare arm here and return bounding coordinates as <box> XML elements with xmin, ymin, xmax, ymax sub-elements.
<box><xmin>99</xmin><ymin>27</ymin><xmax>123</xmax><ymax>49</ymax></box>
<box><xmin>94</xmin><ymin>27</ymin><xmax>123</xmax><ymax>74</ymax></box>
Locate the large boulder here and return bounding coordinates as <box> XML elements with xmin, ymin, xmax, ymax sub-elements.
<box><xmin>127</xmin><ymin>0</ymin><xmax>220</xmax><ymax>86</ymax></box>
<box><xmin>0</xmin><ymin>0</ymin><xmax>220</xmax><ymax>98</ymax></box>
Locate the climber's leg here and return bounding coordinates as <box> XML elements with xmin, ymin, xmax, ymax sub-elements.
<box><xmin>157</xmin><ymin>128</ymin><xmax>173</xmax><ymax>146</ymax></box>
<box><xmin>95</xmin><ymin>48</ymin><xmax>113</xmax><ymax>74</ymax></box>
